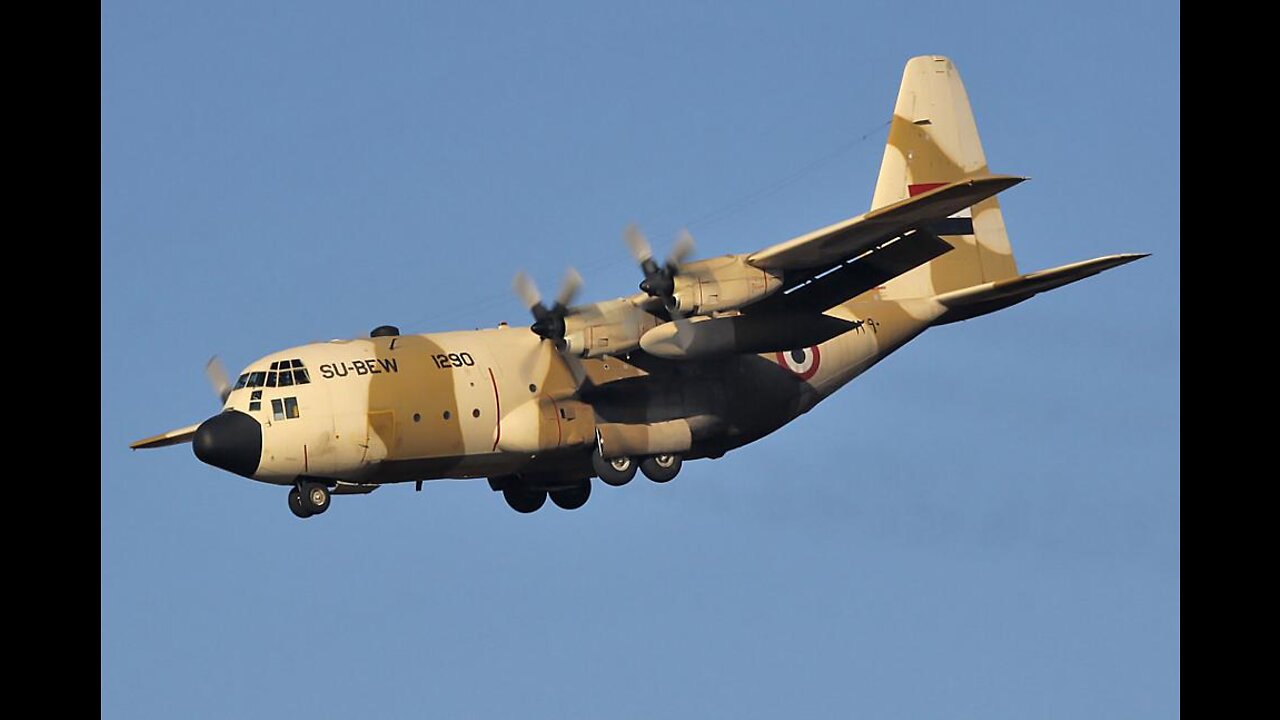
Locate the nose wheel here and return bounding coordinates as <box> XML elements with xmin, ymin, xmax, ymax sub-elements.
<box><xmin>288</xmin><ymin>482</ymin><xmax>331</xmax><ymax>519</ymax></box>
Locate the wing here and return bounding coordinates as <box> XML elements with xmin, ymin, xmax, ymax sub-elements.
<box><xmin>746</xmin><ymin>175</ymin><xmax>1024</xmax><ymax>272</ymax></box>
<box><xmin>129</xmin><ymin>422</ymin><xmax>201</xmax><ymax>449</ymax></box>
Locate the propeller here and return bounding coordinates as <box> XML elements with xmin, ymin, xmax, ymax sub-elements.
<box><xmin>625</xmin><ymin>224</ymin><xmax>695</xmax><ymax>315</ymax></box>
<box><xmin>513</xmin><ymin>267</ymin><xmax>583</xmax><ymax>348</ymax></box>
<box><xmin>205</xmin><ymin>356</ymin><xmax>232</xmax><ymax>405</ymax></box>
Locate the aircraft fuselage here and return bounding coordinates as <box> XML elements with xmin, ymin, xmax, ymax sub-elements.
<box><xmin>197</xmin><ymin>297</ymin><xmax>940</xmax><ymax>491</ymax></box>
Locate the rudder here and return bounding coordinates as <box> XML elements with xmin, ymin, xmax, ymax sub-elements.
<box><xmin>871</xmin><ymin>56</ymin><xmax>1019</xmax><ymax>299</ymax></box>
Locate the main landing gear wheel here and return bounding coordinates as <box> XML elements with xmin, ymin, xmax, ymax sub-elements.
<box><xmin>288</xmin><ymin>488</ymin><xmax>313</xmax><ymax>518</ymax></box>
<box><xmin>593</xmin><ymin>450</ymin><xmax>637</xmax><ymax>487</ymax></box>
<box><xmin>504</xmin><ymin>486</ymin><xmax>547</xmax><ymax>514</ymax></box>
<box><xmin>640</xmin><ymin>454</ymin><xmax>682</xmax><ymax>483</ymax></box>
<box><xmin>298</xmin><ymin>482</ymin><xmax>330</xmax><ymax>515</ymax></box>
<box><xmin>550</xmin><ymin>481</ymin><xmax>591</xmax><ymax>510</ymax></box>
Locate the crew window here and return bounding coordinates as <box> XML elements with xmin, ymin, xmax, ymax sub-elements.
<box><xmin>284</xmin><ymin>397</ymin><xmax>300</xmax><ymax>419</ymax></box>
<box><xmin>270</xmin><ymin>361</ymin><xmax>280</xmax><ymax>370</ymax></box>
<box><xmin>266</xmin><ymin>372</ymin><xmax>277</xmax><ymax>387</ymax></box>
<box><xmin>234</xmin><ymin>374</ymin><xmax>249</xmax><ymax>390</ymax></box>
<box><xmin>291</xmin><ymin>359</ymin><xmax>304</xmax><ymax>368</ymax></box>
<box><xmin>271</xmin><ymin>399</ymin><xmax>285</xmax><ymax>421</ymax></box>
<box><xmin>278</xmin><ymin>370</ymin><xmax>294</xmax><ymax>387</ymax></box>
<box><xmin>294</xmin><ymin>368</ymin><xmax>310</xmax><ymax>384</ymax></box>
<box><xmin>248</xmin><ymin>371</ymin><xmax>266</xmax><ymax>388</ymax></box>
<box><xmin>249</xmin><ymin>390</ymin><xmax>262</xmax><ymax>413</ymax></box>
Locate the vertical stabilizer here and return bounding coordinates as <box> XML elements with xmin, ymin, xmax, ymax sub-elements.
<box><xmin>871</xmin><ymin>56</ymin><xmax>1018</xmax><ymax>299</ymax></box>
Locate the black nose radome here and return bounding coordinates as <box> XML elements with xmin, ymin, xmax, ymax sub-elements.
<box><xmin>193</xmin><ymin>410</ymin><xmax>262</xmax><ymax>478</ymax></box>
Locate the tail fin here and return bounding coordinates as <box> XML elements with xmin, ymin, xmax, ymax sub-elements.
<box><xmin>872</xmin><ymin>55</ymin><xmax>1019</xmax><ymax>299</ymax></box>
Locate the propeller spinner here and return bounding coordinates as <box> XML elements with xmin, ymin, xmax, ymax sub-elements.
<box><xmin>624</xmin><ymin>224</ymin><xmax>694</xmax><ymax>315</ymax></box>
<box><xmin>513</xmin><ymin>268</ymin><xmax>583</xmax><ymax>348</ymax></box>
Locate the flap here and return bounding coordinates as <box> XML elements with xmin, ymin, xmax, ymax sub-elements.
<box><xmin>750</xmin><ymin>228</ymin><xmax>955</xmax><ymax>315</ymax></box>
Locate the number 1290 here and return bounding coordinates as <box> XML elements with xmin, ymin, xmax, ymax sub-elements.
<box><xmin>432</xmin><ymin>352</ymin><xmax>475</xmax><ymax>369</ymax></box>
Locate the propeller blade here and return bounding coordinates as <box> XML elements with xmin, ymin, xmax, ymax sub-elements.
<box><xmin>554</xmin><ymin>267</ymin><xmax>583</xmax><ymax>310</ymax></box>
<box><xmin>624</xmin><ymin>223</ymin><xmax>653</xmax><ymax>264</ymax></box>
<box><xmin>205</xmin><ymin>356</ymin><xmax>231</xmax><ymax>404</ymax></box>
<box><xmin>668</xmin><ymin>229</ymin><xmax>695</xmax><ymax>268</ymax></box>
<box><xmin>513</xmin><ymin>271</ymin><xmax>543</xmax><ymax>312</ymax></box>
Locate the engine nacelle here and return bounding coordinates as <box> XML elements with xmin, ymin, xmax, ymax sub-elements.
<box><xmin>563</xmin><ymin>298</ymin><xmax>663</xmax><ymax>358</ymax></box>
<box><xmin>671</xmin><ymin>254</ymin><xmax>784</xmax><ymax>315</ymax></box>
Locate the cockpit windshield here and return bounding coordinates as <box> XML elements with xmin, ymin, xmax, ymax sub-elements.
<box><xmin>234</xmin><ymin>359</ymin><xmax>311</xmax><ymax>391</ymax></box>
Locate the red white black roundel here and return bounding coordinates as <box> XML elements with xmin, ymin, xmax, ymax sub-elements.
<box><xmin>775</xmin><ymin>346</ymin><xmax>821</xmax><ymax>380</ymax></box>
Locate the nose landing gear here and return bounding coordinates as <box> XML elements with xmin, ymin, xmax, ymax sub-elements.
<box><xmin>287</xmin><ymin>481</ymin><xmax>331</xmax><ymax>519</ymax></box>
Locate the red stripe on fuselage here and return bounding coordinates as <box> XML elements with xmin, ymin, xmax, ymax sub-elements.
<box><xmin>488</xmin><ymin>367</ymin><xmax>501</xmax><ymax>451</ymax></box>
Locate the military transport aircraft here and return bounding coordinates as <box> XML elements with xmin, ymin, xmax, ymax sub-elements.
<box><xmin>131</xmin><ymin>55</ymin><xmax>1145</xmax><ymax>519</ymax></box>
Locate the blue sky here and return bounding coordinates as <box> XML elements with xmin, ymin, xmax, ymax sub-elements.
<box><xmin>102</xmin><ymin>2</ymin><xmax>1179</xmax><ymax>718</ymax></box>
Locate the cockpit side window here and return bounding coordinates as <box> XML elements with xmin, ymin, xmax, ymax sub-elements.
<box><xmin>278</xmin><ymin>370</ymin><xmax>294</xmax><ymax>386</ymax></box>
<box><xmin>234</xmin><ymin>373</ymin><xmax>249</xmax><ymax>390</ymax></box>
<box><xmin>294</xmin><ymin>368</ymin><xmax>310</xmax><ymax>384</ymax></box>
<box><xmin>247</xmin><ymin>371</ymin><xmax>267</xmax><ymax>388</ymax></box>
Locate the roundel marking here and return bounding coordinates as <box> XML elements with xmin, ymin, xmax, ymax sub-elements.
<box><xmin>774</xmin><ymin>345</ymin><xmax>821</xmax><ymax>381</ymax></box>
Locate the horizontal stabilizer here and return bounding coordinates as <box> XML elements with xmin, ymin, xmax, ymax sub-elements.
<box><xmin>933</xmin><ymin>253</ymin><xmax>1148</xmax><ymax>325</ymax></box>
<box><xmin>129</xmin><ymin>422</ymin><xmax>201</xmax><ymax>450</ymax></box>
<box><xmin>748</xmin><ymin>175</ymin><xmax>1024</xmax><ymax>271</ymax></box>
